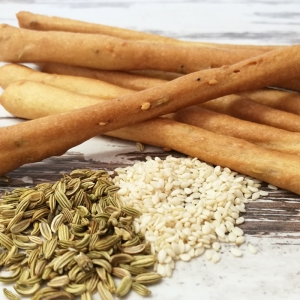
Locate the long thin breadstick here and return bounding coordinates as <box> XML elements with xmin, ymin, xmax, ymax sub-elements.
<box><xmin>240</xmin><ymin>88</ymin><xmax>300</xmax><ymax>115</ymax></box>
<box><xmin>4</xmin><ymin>79</ymin><xmax>300</xmax><ymax>156</ymax></box>
<box><xmin>0</xmin><ymin>45</ymin><xmax>300</xmax><ymax>176</ymax></box>
<box><xmin>2</xmin><ymin>82</ymin><xmax>300</xmax><ymax>194</ymax></box>
<box><xmin>0</xmin><ymin>24</ymin><xmax>270</xmax><ymax>73</ymax></box>
<box><xmin>0</xmin><ymin>64</ymin><xmax>134</xmax><ymax>99</ymax></box>
<box><xmin>171</xmin><ymin>106</ymin><xmax>300</xmax><ymax>155</ymax></box>
<box><xmin>201</xmin><ymin>94</ymin><xmax>300</xmax><ymax>132</ymax></box>
<box><xmin>17</xmin><ymin>11</ymin><xmax>278</xmax><ymax>53</ymax></box>
<box><xmin>41</xmin><ymin>63</ymin><xmax>167</xmax><ymax>91</ymax></box>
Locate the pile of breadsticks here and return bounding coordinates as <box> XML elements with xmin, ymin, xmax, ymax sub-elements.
<box><xmin>1</xmin><ymin>12</ymin><xmax>300</xmax><ymax>195</ymax></box>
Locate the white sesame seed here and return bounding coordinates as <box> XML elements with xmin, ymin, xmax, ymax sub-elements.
<box><xmin>164</xmin><ymin>255</ymin><xmax>173</xmax><ymax>264</ymax></box>
<box><xmin>232</xmin><ymin>227</ymin><xmax>244</xmax><ymax>237</ymax></box>
<box><xmin>179</xmin><ymin>253</ymin><xmax>191</xmax><ymax>262</ymax></box>
<box><xmin>235</xmin><ymin>236</ymin><xmax>245</xmax><ymax>245</ymax></box>
<box><xmin>228</xmin><ymin>232</ymin><xmax>237</xmax><ymax>243</ymax></box>
<box><xmin>194</xmin><ymin>247</ymin><xmax>205</xmax><ymax>257</ymax></box>
<box><xmin>212</xmin><ymin>242</ymin><xmax>221</xmax><ymax>252</ymax></box>
<box><xmin>157</xmin><ymin>263</ymin><xmax>167</xmax><ymax>277</ymax></box>
<box><xmin>267</xmin><ymin>184</ymin><xmax>278</xmax><ymax>190</ymax></box>
<box><xmin>248</xmin><ymin>243</ymin><xmax>258</xmax><ymax>254</ymax></box>
<box><xmin>259</xmin><ymin>190</ymin><xmax>269</xmax><ymax>196</ymax></box>
<box><xmin>230</xmin><ymin>247</ymin><xmax>243</xmax><ymax>257</ymax></box>
<box><xmin>235</xmin><ymin>217</ymin><xmax>245</xmax><ymax>225</ymax></box>
<box><xmin>165</xmin><ymin>263</ymin><xmax>173</xmax><ymax>277</ymax></box>
<box><xmin>158</xmin><ymin>249</ymin><xmax>167</xmax><ymax>264</ymax></box>
<box><xmin>212</xmin><ymin>252</ymin><xmax>221</xmax><ymax>263</ymax></box>
<box><xmin>215</xmin><ymin>227</ymin><xmax>225</xmax><ymax>239</ymax></box>
<box><xmin>205</xmin><ymin>250</ymin><xmax>213</xmax><ymax>261</ymax></box>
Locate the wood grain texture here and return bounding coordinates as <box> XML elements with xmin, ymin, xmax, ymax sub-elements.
<box><xmin>1</xmin><ymin>151</ymin><xmax>300</xmax><ymax>239</ymax></box>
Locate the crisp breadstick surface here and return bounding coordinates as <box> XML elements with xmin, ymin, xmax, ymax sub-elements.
<box><xmin>202</xmin><ymin>94</ymin><xmax>300</xmax><ymax>132</ymax></box>
<box><xmin>276</xmin><ymin>78</ymin><xmax>300</xmax><ymax>92</ymax></box>
<box><xmin>0</xmin><ymin>24</ymin><xmax>271</xmax><ymax>73</ymax></box>
<box><xmin>0</xmin><ymin>64</ymin><xmax>134</xmax><ymax>98</ymax></box>
<box><xmin>240</xmin><ymin>89</ymin><xmax>300</xmax><ymax>115</ymax></box>
<box><xmin>0</xmin><ymin>80</ymin><xmax>102</xmax><ymax>119</ymax></box>
<box><xmin>41</xmin><ymin>63</ymin><xmax>167</xmax><ymax>91</ymax></box>
<box><xmin>1</xmin><ymin>45</ymin><xmax>300</xmax><ymax>176</ymax></box>
<box><xmin>172</xmin><ymin>106</ymin><xmax>300</xmax><ymax>155</ymax></box>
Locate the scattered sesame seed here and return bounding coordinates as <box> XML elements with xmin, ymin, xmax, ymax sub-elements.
<box><xmin>230</xmin><ymin>247</ymin><xmax>243</xmax><ymax>257</ymax></box>
<box><xmin>248</xmin><ymin>243</ymin><xmax>258</xmax><ymax>254</ymax></box>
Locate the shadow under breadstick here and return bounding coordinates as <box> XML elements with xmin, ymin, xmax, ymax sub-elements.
<box><xmin>239</xmin><ymin>88</ymin><xmax>300</xmax><ymax>116</ymax></box>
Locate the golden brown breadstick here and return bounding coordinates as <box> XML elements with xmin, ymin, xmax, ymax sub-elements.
<box><xmin>0</xmin><ymin>64</ymin><xmax>134</xmax><ymax>99</ymax></box>
<box><xmin>201</xmin><ymin>94</ymin><xmax>300</xmax><ymax>132</ymax></box>
<box><xmin>275</xmin><ymin>78</ymin><xmax>300</xmax><ymax>93</ymax></box>
<box><xmin>0</xmin><ymin>81</ymin><xmax>101</xmax><ymax>119</ymax></box>
<box><xmin>41</xmin><ymin>63</ymin><xmax>167</xmax><ymax>91</ymax></box>
<box><xmin>16</xmin><ymin>11</ymin><xmax>277</xmax><ymax>53</ymax></box>
<box><xmin>171</xmin><ymin>106</ymin><xmax>300</xmax><ymax>155</ymax></box>
<box><xmin>3</xmin><ymin>81</ymin><xmax>300</xmax><ymax>194</ymax></box>
<box><xmin>1</xmin><ymin>44</ymin><xmax>300</xmax><ymax>176</ymax></box>
<box><xmin>0</xmin><ymin>24</ymin><xmax>270</xmax><ymax>74</ymax></box>
<box><xmin>105</xmin><ymin>119</ymin><xmax>300</xmax><ymax>196</ymax></box>
<box><xmin>5</xmin><ymin>79</ymin><xmax>300</xmax><ymax>156</ymax></box>
<box><xmin>239</xmin><ymin>88</ymin><xmax>300</xmax><ymax>115</ymax></box>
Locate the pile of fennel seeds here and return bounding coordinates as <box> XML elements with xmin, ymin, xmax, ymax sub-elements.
<box><xmin>0</xmin><ymin>169</ymin><xmax>162</xmax><ymax>300</ymax></box>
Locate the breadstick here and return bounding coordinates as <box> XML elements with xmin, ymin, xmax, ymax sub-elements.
<box><xmin>1</xmin><ymin>44</ymin><xmax>300</xmax><ymax>176</ymax></box>
<box><xmin>105</xmin><ymin>119</ymin><xmax>300</xmax><ymax>196</ymax></box>
<box><xmin>201</xmin><ymin>94</ymin><xmax>300</xmax><ymax>132</ymax></box>
<box><xmin>171</xmin><ymin>106</ymin><xmax>300</xmax><ymax>155</ymax></box>
<box><xmin>0</xmin><ymin>64</ymin><xmax>134</xmax><ymax>99</ymax></box>
<box><xmin>0</xmin><ymin>81</ymin><xmax>102</xmax><ymax>119</ymax></box>
<box><xmin>239</xmin><ymin>88</ymin><xmax>300</xmax><ymax>115</ymax></box>
<box><xmin>5</xmin><ymin>79</ymin><xmax>300</xmax><ymax>156</ymax></box>
<box><xmin>16</xmin><ymin>11</ymin><xmax>277</xmax><ymax>53</ymax></box>
<box><xmin>0</xmin><ymin>24</ymin><xmax>270</xmax><ymax>74</ymax></box>
<box><xmin>275</xmin><ymin>78</ymin><xmax>300</xmax><ymax>93</ymax></box>
<box><xmin>2</xmin><ymin>82</ymin><xmax>300</xmax><ymax>194</ymax></box>
<box><xmin>41</xmin><ymin>63</ymin><xmax>167</xmax><ymax>91</ymax></box>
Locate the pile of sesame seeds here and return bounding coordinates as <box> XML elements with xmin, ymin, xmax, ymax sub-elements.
<box><xmin>112</xmin><ymin>155</ymin><xmax>269</xmax><ymax>277</ymax></box>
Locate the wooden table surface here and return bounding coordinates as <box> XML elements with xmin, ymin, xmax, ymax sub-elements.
<box><xmin>1</xmin><ymin>1</ymin><xmax>300</xmax><ymax>299</ymax></box>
